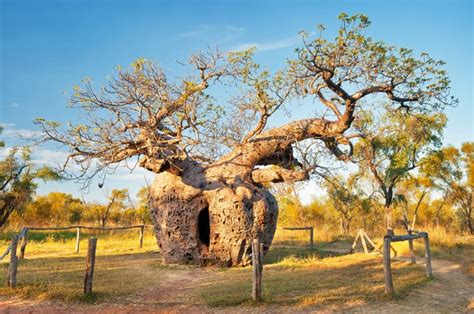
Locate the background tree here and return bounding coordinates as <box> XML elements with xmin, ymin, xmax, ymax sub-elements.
<box><xmin>321</xmin><ymin>173</ymin><xmax>371</xmax><ymax>235</ymax></box>
<box><xmin>23</xmin><ymin>192</ymin><xmax>83</xmax><ymax>226</ymax></box>
<box><xmin>94</xmin><ymin>189</ymin><xmax>129</xmax><ymax>228</ymax></box>
<box><xmin>0</xmin><ymin>128</ymin><xmax>60</xmax><ymax>228</ymax></box>
<box><xmin>421</xmin><ymin>143</ymin><xmax>473</xmax><ymax>234</ymax></box>
<box><xmin>36</xmin><ymin>14</ymin><xmax>456</xmax><ymax>265</ymax></box>
<box><xmin>353</xmin><ymin>109</ymin><xmax>446</xmax><ymax>235</ymax></box>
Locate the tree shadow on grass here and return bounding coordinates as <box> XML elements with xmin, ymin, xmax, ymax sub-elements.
<box><xmin>198</xmin><ymin>255</ymin><xmax>428</xmax><ymax>309</ymax></box>
<box><xmin>0</xmin><ymin>251</ymin><xmax>168</xmax><ymax>303</ymax></box>
<box><xmin>265</xmin><ymin>245</ymin><xmax>345</xmax><ymax>265</ymax></box>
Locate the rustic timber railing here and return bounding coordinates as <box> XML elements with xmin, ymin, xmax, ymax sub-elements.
<box><xmin>2</xmin><ymin>224</ymin><xmax>150</xmax><ymax>291</ymax></box>
<box><xmin>383</xmin><ymin>230</ymin><xmax>432</xmax><ymax>295</ymax></box>
<box><xmin>0</xmin><ymin>224</ymin><xmax>149</xmax><ymax>261</ymax></box>
<box><xmin>282</xmin><ymin>226</ymin><xmax>314</xmax><ymax>247</ymax></box>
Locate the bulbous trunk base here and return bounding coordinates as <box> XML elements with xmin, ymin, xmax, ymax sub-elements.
<box><xmin>148</xmin><ymin>168</ymin><xmax>278</xmax><ymax>266</ymax></box>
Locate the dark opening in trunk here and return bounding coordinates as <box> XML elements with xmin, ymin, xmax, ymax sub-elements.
<box><xmin>198</xmin><ymin>207</ymin><xmax>210</xmax><ymax>246</ymax></box>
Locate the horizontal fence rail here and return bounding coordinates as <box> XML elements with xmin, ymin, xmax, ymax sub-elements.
<box><xmin>282</xmin><ymin>226</ymin><xmax>314</xmax><ymax>247</ymax></box>
<box><xmin>0</xmin><ymin>224</ymin><xmax>153</xmax><ymax>260</ymax></box>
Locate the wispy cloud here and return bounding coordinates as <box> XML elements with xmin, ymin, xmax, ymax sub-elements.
<box><xmin>179</xmin><ymin>25</ymin><xmax>210</xmax><ymax>38</ymax></box>
<box><xmin>226</xmin><ymin>26</ymin><xmax>247</xmax><ymax>32</ymax></box>
<box><xmin>0</xmin><ymin>102</ymin><xmax>20</xmax><ymax>108</ymax></box>
<box><xmin>230</xmin><ymin>35</ymin><xmax>299</xmax><ymax>52</ymax></box>
<box><xmin>31</xmin><ymin>148</ymin><xmax>70</xmax><ymax>167</ymax></box>
<box><xmin>0</xmin><ymin>124</ymin><xmax>41</xmax><ymax>140</ymax></box>
<box><xmin>180</xmin><ymin>25</ymin><xmax>247</xmax><ymax>38</ymax></box>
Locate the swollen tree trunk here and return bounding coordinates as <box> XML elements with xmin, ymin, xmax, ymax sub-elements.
<box><xmin>148</xmin><ymin>117</ymin><xmax>349</xmax><ymax>266</ymax></box>
<box><xmin>149</xmin><ymin>163</ymin><xmax>278</xmax><ymax>266</ymax></box>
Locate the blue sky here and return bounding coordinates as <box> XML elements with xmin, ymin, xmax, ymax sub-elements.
<box><xmin>0</xmin><ymin>0</ymin><xmax>472</xmax><ymax>203</ymax></box>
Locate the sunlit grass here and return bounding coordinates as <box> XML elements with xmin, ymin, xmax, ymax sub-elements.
<box><xmin>195</xmin><ymin>252</ymin><xmax>428</xmax><ymax>308</ymax></box>
<box><xmin>0</xmin><ymin>228</ymin><xmax>158</xmax><ymax>260</ymax></box>
<box><xmin>0</xmin><ymin>228</ymin><xmax>439</xmax><ymax>308</ymax></box>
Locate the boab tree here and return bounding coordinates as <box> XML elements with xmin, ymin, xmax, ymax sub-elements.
<box><xmin>36</xmin><ymin>14</ymin><xmax>455</xmax><ymax>265</ymax></box>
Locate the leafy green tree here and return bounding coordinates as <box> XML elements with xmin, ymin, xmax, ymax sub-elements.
<box><xmin>421</xmin><ymin>143</ymin><xmax>474</xmax><ymax>234</ymax></box>
<box><xmin>0</xmin><ymin>130</ymin><xmax>60</xmax><ymax>227</ymax></box>
<box><xmin>353</xmin><ymin>109</ymin><xmax>446</xmax><ymax>234</ymax></box>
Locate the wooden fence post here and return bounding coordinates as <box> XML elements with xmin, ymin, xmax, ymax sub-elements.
<box><xmin>19</xmin><ymin>229</ymin><xmax>29</xmax><ymax>260</ymax></box>
<box><xmin>383</xmin><ymin>235</ymin><xmax>394</xmax><ymax>295</ymax></box>
<box><xmin>252</xmin><ymin>237</ymin><xmax>263</xmax><ymax>302</ymax></box>
<box><xmin>6</xmin><ymin>235</ymin><xmax>19</xmax><ymax>288</ymax></box>
<box><xmin>360</xmin><ymin>231</ymin><xmax>369</xmax><ymax>254</ymax></box>
<box><xmin>309</xmin><ymin>227</ymin><xmax>314</xmax><ymax>248</ymax></box>
<box><xmin>139</xmin><ymin>225</ymin><xmax>144</xmax><ymax>248</ymax></box>
<box><xmin>362</xmin><ymin>231</ymin><xmax>379</xmax><ymax>253</ymax></box>
<box><xmin>423</xmin><ymin>233</ymin><xmax>433</xmax><ymax>278</ymax></box>
<box><xmin>408</xmin><ymin>230</ymin><xmax>416</xmax><ymax>263</ymax></box>
<box><xmin>75</xmin><ymin>227</ymin><xmax>81</xmax><ymax>254</ymax></box>
<box><xmin>84</xmin><ymin>237</ymin><xmax>97</xmax><ymax>294</ymax></box>
<box><xmin>350</xmin><ymin>230</ymin><xmax>361</xmax><ymax>254</ymax></box>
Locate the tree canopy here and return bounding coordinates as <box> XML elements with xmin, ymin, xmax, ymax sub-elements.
<box><xmin>35</xmin><ymin>13</ymin><xmax>456</xmax><ymax>188</ymax></box>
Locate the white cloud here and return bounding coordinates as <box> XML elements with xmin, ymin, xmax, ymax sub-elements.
<box><xmin>0</xmin><ymin>122</ymin><xmax>16</xmax><ymax>128</ymax></box>
<box><xmin>230</xmin><ymin>35</ymin><xmax>299</xmax><ymax>53</ymax></box>
<box><xmin>226</xmin><ymin>26</ymin><xmax>247</xmax><ymax>32</ymax></box>
<box><xmin>1</xmin><ymin>128</ymin><xmax>41</xmax><ymax>139</ymax></box>
<box><xmin>0</xmin><ymin>103</ymin><xmax>20</xmax><ymax>108</ymax></box>
<box><xmin>179</xmin><ymin>25</ymin><xmax>209</xmax><ymax>38</ymax></box>
<box><xmin>31</xmin><ymin>148</ymin><xmax>70</xmax><ymax>167</ymax></box>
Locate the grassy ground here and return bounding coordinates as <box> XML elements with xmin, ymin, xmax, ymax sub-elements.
<box><xmin>0</xmin><ymin>228</ymin><xmax>434</xmax><ymax>308</ymax></box>
<box><xmin>195</xmin><ymin>253</ymin><xmax>427</xmax><ymax>308</ymax></box>
<box><xmin>369</xmin><ymin>227</ymin><xmax>474</xmax><ymax>277</ymax></box>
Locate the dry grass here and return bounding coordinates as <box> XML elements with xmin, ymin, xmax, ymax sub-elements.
<box><xmin>0</xmin><ymin>229</ymin><xmax>162</xmax><ymax>302</ymax></box>
<box><xmin>0</xmin><ymin>228</ymin><xmax>433</xmax><ymax>308</ymax></box>
<box><xmin>193</xmin><ymin>253</ymin><xmax>427</xmax><ymax>308</ymax></box>
<box><xmin>0</xmin><ymin>228</ymin><xmax>158</xmax><ymax>259</ymax></box>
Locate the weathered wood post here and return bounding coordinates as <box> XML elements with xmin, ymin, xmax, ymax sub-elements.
<box><xmin>19</xmin><ymin>229</ymin><xmax>29</xmax><ymax>260</ymax></box>
<box><xmin>383</xmin><ymin>235</ymin><xmax>394</xmax><ymax>295</ymax></box>
<box><xmin>309</xmin><ymin>227</ymin><xmax>314</xmax><ymax>248</ymax></box>
<box><xmin>360</xmin><ymin>231</ymin><xmax>369</xmax><ymax>254</ymax></box>
<box><xmin>362</xmin><ymin>230</ymin><xmax>379</xmax><ymax>253</ymax></box>
<box><xmin>6</xmin><ymin>235</ymin><xmax>19</xmax><ymax>288</ymax></box>
<box><xmin>75</xmin><ymin>227</ymin><xmax>81</xmax><ymax>254</ymax></box>
<box><xmin>139</xmin><ymin>225</ymin><xmax>144</xmax><ymax>248</ymax></box>
<box><xmin>350</xmin><ymin>230</ymin><xmax>361</xmax><ymax>254</ymax></box>
<box><xmin>423</xmin><ymin>233</ymin><xmax>433</xmax><ymax>278</ymax></box>
<box><xmin>84</xmin><ymin>237</ymin><xmax>97</xmax><ymax>294</ymax></box>
<box><xmin>252</xmin><ymin>237</ymin><xmax>263</xmax><ymax>302</ymax></box>
<box><xmin>408</xmin><ymin>229</ymin><xmax>416</xmax><ymax>263</ymax></box>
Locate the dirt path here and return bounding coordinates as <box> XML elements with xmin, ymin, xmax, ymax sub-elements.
<box><xmin>345</xmin><ymin>258</ymin><xmax>474</xmax><ymax>313</ymax></box>
<box><xmin>1</xmin><ymin>258</ymin><xmax>472</xmax><ymax>313</ymax></box>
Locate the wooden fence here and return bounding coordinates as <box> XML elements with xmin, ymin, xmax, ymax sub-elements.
<box><xmin>383</xmin><ymin>230</ymin><xmax>432</xmax><ymax>295</ymax></box>
<box><xmin>282</xmin><ymin>226</ymin><xmax>314</xmax><ymax>247</ymax></box>
<box><xmin>1</xmin><ymin>224</ymin><xmax>149</xmax><ymax>261</ymax></box>
<box><xmin>2</xmin><ymin>224</ymin><xmax>151</xmax><ymax>294</ymax></box>
<box><xmin>3</xmin><ymin>225</ymin><xmax>433</xmax><ymax>299</ymax></box>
